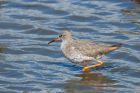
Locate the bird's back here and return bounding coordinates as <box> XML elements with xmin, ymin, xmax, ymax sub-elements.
<box><xmin>72</xmin><ymin>40</ymin><xmax>121</xmax><ymax>58</ymax></box>
<box><xmin>60</xmin><ymin>38</ymin><xmax>121</xmax><ymax>66</ymax></box>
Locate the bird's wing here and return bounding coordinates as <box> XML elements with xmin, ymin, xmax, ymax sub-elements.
<box><xmin>72</xmin><ymin>40</ymin><xmax>115</xmax><ymax>57</ymax></box>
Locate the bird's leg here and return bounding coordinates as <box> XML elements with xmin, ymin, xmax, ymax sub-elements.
<box><xmin>81</xmin><ymin>59</ymin><xmax>104</xmax><ymax>72</ymax></box>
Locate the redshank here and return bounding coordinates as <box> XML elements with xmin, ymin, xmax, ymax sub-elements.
<box><xmin>48</xmin><ymin>30</ymin><xmax>121</xmax><ymax>72</ymax></box>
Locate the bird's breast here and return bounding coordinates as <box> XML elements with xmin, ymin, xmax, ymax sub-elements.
<box><xmin>61</xmin><ymin>43</ymin><xmax>94</xmax><ymax>63</ymax></box>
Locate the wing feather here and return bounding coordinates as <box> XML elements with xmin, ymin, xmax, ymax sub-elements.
<box><xmin>72</xmin><ymin>40</ymin><xmax>113</xmax><ymax>57</ymax></box>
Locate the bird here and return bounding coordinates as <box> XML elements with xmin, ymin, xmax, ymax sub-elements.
<box><xmin>48</xmin><ymin>30</ymin><xmax>121</xmax><ymax>72</ymax></box>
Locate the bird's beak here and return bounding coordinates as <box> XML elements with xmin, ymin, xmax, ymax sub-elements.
<box><xmin>48</xmin><ymin>37</ymin><xmax>61</xmax><ymax>45</ymax></box>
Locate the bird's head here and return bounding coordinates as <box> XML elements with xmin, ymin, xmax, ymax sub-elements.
<box><xmin>48</xmin><ymin>30</ymin><xmax>72</xmax><ymax>44</ymax></box>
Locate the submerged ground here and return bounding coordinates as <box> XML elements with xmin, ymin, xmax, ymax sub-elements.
<box><xmin>0</xmin><ymin>0</ymin><xmax>140</xmax><ymax>93</ymax></box>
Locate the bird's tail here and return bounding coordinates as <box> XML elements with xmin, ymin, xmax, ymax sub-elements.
<box><xmin>109</xmin><ymin>43</ymin><xmax>122</xmax><ymax>51</ymax></box>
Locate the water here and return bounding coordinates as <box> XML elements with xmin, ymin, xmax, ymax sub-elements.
<box><xmin>0</xmin><ymin>0</ymin><xmax>140</xmax><ymax>93</ymax></box>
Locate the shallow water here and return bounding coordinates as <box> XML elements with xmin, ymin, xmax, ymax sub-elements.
<box><xmin>0</xmin><ymin>0</ymin><xmax>140</xmax><ymax>93</ymax></box>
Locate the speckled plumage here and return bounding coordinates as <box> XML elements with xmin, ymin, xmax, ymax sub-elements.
<box><xmin>59</xmin><ymin>30</ymin><xmax>121</xmax><ymax>66</ymax></box>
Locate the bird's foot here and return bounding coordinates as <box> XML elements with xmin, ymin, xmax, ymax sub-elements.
<box><xmin>81</xmin><ymin>67</ymin><xmax>91</xmax><ymax>73</ymax></box>
<box><xmin>81</xmin><ymin>59</ymin><xmax>104</xmax><ymax>73</ymax></box>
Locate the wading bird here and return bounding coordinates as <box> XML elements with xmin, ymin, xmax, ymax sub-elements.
<box><xmin>48</xmin><ymin>30</ymin><xmax>121</xmax><ymax>73</ymax></box>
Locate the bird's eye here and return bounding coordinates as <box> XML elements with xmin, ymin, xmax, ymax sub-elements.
<box><xmin>59</xmin><ymin>35</ymin><xmax>62</xmax><ymax>37</ymax></box>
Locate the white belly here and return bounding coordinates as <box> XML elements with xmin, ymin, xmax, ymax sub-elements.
<box><xmin>68</xmin><ymin>51</ymin><xmax>93</xmax><ymax>63</ymax></box>
<box><xmin>61</xmin><ymin>42</ymin><xmax>94</xmax><ymax>63</ymax></box>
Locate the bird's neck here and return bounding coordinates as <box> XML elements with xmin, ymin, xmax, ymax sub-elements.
<box><xmin>61</xmin><ymin>38</ymin><xmax>73</xmax><ymax>50</ymax></box>
<box><xmin>62</xmin><ymin>37</ymin><xmax>73</xmax><ymax>43</ymax></box>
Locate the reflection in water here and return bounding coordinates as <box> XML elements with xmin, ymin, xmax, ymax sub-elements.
<box><xmin>115</xmin><ymin>30</ymin><xmax>140</xmax><ymax>35</ymax></box>
<box><xmin>0</xmin><ymin>0</ymin><xmax>140</xmax><ymax>92</ymax></box>
<box><xmin>64</xmin><ymin>72</ymin><xmax>117</xmax><ymax>93</ymax></box>
<box><xmin>122</xmin><ymin>8</ymin><xmax>140</xmax><ymax>15</ymax></box>
<box><xmin>22</xmin><ymin>91</ymin><xmax>29</xmax><ymax>93</ymax></box>
<box><xmin>122</xmin><ymin>0</ymin><xmax>140</xmax><ymax>15</ymax></box>
<box><xmin>0</xmin><ymin>45</ymin><xmax>5</xmax><ymax>53</ymax></box>
<box><xmin>121</xmin><ymin>0</ymin><xmax>140</xmax><ymax>27</ymax></box>
<box><xmin>132</xmin><ymin>0</ymin><xmax>140</xmax><ymax>4</ymax></box>
<box><xmin>0</xmin><ymin>45</ymin><xmax>6</xmax><ymax>60</ymax></box>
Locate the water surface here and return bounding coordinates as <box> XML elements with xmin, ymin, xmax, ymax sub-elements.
<box><xmin>0</xmin><ymin>0</ymin><xmax>140</xmax><ymax>93</ymax></box>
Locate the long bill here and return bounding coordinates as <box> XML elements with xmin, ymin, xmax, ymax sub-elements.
<box><xmin>48</xmin><ymin>37</ymin><xmax>61</xmax><ymax>45</ymax></box>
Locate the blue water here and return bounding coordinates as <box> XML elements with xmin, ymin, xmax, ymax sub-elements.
<box><xmin>0</xmin><ymin>0</ymin><xmax>140</xmax><ymax>93</ymax></box>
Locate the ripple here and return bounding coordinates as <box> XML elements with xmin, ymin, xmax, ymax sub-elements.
<box><xmin>10</xmin><ymin>14</ymin><xmax>47</xmax><ymax>21</ymax></box>
<box><xmin>0</xmin><ymin>0</ymin><xmax>140</xmax><ymax>93</ymax></box>
<box><xmin>24</xmin><ymin>28</ymin><xmax>58</xmax><ymax>35</ymax></box>
<box><xmin>67</xmin><ymin>15</ymin><xmax>98</xmax><ymax>22</ymax></box>
<box><xmin>0</xmin><ymin>22</ymin><xmax>33</xmax><ymax>30</ymax></box>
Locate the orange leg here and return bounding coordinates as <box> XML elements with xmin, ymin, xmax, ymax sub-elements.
<box><xmin>81</xmin><ymin>59</ymin><xmax>104</xmax><ymax>72</ymax></box>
